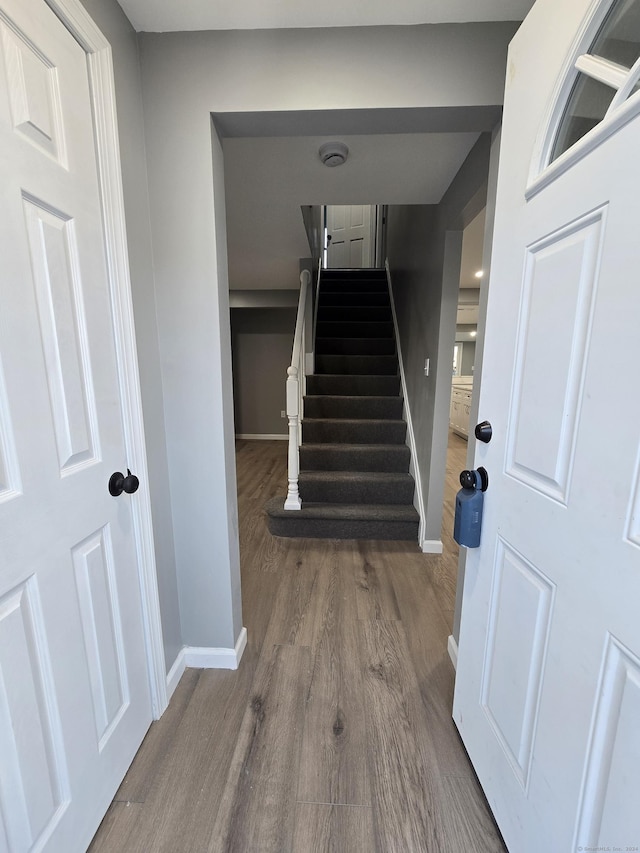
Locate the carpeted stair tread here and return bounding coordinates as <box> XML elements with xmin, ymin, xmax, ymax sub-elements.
<box><xmin>300</xmin><ymin>443</ymin><xmax>411</xmax><ymax>473</ymax></box>
<box><xmin>315</xmin><ymin>337</ymin><xmax>396</xmax><ymax>355</ymax></box>
<box><xmin>299</xmin><ymin>470</ymin><xmax>415</xmax><ymax>505</ymax></box>
<box><xmin>317</xmin><ymin>306</ymin><xmax>392</xmax><ymax>322</ymax></box>
<box><xmin>318</xmin><ymin>292</ymin><xmax>390</xmax><ymax>306</ymax></box>
<box><xmin>265</xmin><ymin>496</ymin><xmax>419</xmax><ymax>540</ymax></box>
<box><xmin>303</xmin><ymin>418</ymin><xmax>406</xmax><ymax>444</ymax></box>
<box><xmin>316</xmin><ymin>320</ymin><xmax>394</xmax><ymax>338</ymax></box>
<box><xmin>315</xmin><ymin>354</ymin><xmax>398</xmax><ymax>375</ymax></box>
<box><xmin>303</xmin><ymin>395</ymin><xmax>403</xmax><ymax>419</ymax></box>
<box><xmin>306</xmin><ymin>374</ymin><xmax>400</xmax><ymax>396</ymax></box>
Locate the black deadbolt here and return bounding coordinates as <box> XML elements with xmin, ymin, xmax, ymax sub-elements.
<box><xmin>475</xmin><ymin>421</ymin><xmax>493</xmax><ymax>443</ymax></box>
<box><xmin>109</xmin><ymin>469</ymin><xmax>140</xmax><ymax>497</ymax></box>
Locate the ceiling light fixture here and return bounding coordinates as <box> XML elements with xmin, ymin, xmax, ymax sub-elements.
<box><xmin>319</xmin><ymin>141</ymin><xmax>349</xmax><ymax>167</ymax></box>
<box><xmin>474</xmin><ymin>270</ymin><xmax>484</xmax><ymax>278</ymax></box>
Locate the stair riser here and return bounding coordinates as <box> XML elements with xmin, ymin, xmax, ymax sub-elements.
<box><xmin>322</xmin><ymin>269</ymin><xmax>386</xmax><ymax>279</ymax></box>
<box><xmin>317</xmin><ymin>307</ymin><xmax>392</xmax><ymax>323</ymax></box>
<box><xmin>315</xmin><ymin>337</ymin><xmax>396</xmax><ymax>356</ymax></box>
<box><xmin>267</xmin><ymin>515</ymin><xmax>418</xmax><ymax>541</ymax></box>
<box><xmin>316</xmin><ymin>321</ymin><xmax>394</xmax><ymax>338</ymax></box>
<box><xmin>299</xmin><ymin>478</ymin><xmax>415</xmax><ymax>505</ymax></box>
<box><xmin>304</xmin><ymin>396</ymin><xmax>403</xmax><ymax>420</ymax></box>
<box><xmin>315</xmin><ymin>355</ymin><xmax>398</xmax><ymax>376</ymax></box>
<box><xmin>306</xmin><ymin>375</ymin><xmax>400</xmax><ymax>396</ymax></box>
<box><xmin>300</xmin><ymin>446</ymin><xmax>410</xmax><ymax>473</ymax></box>
<box><xmin>319</xmin><ymin>293</ymin><xmax>390</xmax><ymax>307</ymax></box>
<box><xmin>303</xmin><ymin>421</ymin><xmax>407</xmax><ymax>445</ymax></box>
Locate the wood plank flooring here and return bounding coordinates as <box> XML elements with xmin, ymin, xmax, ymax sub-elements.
<box><xmin>89</xmin><ymin>431</ymin><xmax>505</xmax><ymax>852</ymax></box>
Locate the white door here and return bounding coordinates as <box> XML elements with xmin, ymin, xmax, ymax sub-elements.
<box><xmin>326</xmin><ymin>205</ymin><xmax>375</xmax><ymax>267</ymax></box>
<box><xmin>0</xmin><ymin>0</ymin><xmax>152</xmax><ymax>850</ymax></box>
<box><xmin>454</xmin><ymin>1</ymin><xmax>640</xmax><ymax>850</ymax></box>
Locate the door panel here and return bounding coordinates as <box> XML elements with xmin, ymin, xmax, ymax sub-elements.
<box><xmin>0</xmin><ymin>579</ymin><xmax>69</xmax><ymax>851</ymax></box>
<box><xmin>506</xmin><ymin>210</ymin><xmax>604</xmax><ymax>502</ymax></box>
<box><xmin>23</xmin><ymin>198</ymin><xmax>99</xmax><ymax>472</ymax></box>
<box><xmin>574</xmin><ymin>636</ymin><xmax>640</xmax><ymax>846</ymax></box>
<box><xmin>480</xmin><ymin>539</ymin><xmax>554</xmax><ymax>790</ymax></box>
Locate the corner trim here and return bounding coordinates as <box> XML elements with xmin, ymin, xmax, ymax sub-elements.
<box><xmin>448</xmin><ymin>634</ymin><xmax>458</xmax><ymax>670</ymax></box>
<box><xmin>235</xmin><ymin>434</ymin><xmax>288</xmax><ymax>441</ymax></box>
<box><xmin>421</xmin><ymin>539</ymin><xmax>444</xmax><ymax>554</ymax></box>
<box><xmin>183</xmin><ymin>627</ymin><xmax>248</xmax><ymax>670</ymax></box>
<box><xmin>166</xmin><ymin>649</ymin><xmax>186</xmax><ymax>701</ymax></box>
<box><xmin>386</xmin><ymin>261</ymin><xmax>427</xmax><ymax>545</ymax></box>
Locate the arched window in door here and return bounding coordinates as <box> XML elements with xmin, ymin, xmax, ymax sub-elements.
<box><xmin>530</xmin><ymin>0</ymin><xmax>640</xmax><ymax>196</ymax></box>
<box><xmin>552</xmin><ymin>0</ymin><xmax>640</xmax><ymax>160</ymax></box>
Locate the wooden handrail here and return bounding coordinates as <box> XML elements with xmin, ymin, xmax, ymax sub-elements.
<box><xmin>284</xmin><ymin>269</ymin><xmax>312</xmax><ymax>510</ymax></box>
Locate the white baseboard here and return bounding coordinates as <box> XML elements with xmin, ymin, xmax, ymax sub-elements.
<box><xmin>165</xmin><ymin>628</ymin><xmax>248</xmax><ymax>698</ymax></box>
<box><xmin>385</xmin><ymin>262</ymin><xmax>427</xmax><ymax>546</ymax></box>
<box><xmin>235</xmin><ymin>434</ymin><xmax>287</xmax><ymax>440</ymax></box>
<box><xmin>448</xmin><ymin>634</ymin><xmax>458</xmax><ymax>670</ymax></box>
<box><xmin>420</xmin><ymin>539</ymin><xmax>444</xmax><ymax>554</ymax></box>
<box><xmin>184</xmin><ymin>626</ymin><xmax>248</xmax><ymax>670</ymax></box>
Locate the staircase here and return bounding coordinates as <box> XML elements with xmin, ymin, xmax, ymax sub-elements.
<box><xmin>266</xmin><ymin>268</ymin><xmax>419</xmax><ymax>541</ymax></box>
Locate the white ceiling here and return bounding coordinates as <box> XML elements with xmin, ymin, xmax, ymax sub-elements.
<box><xmin>117</xmin><ymin>0</ymin><xmax>536</xmax><ymax>33</ymax></box>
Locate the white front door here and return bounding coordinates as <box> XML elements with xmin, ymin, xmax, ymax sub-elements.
<box><xmin>454</xmin><ymin>1</ymin><xmax>640</xmax><ymax>850</ymax></box>
<box><xmin>0</xmin><ymin>0</ymin><xmax>152</xmax><ymax>849</ymax></box>
<box><xmin>326</xmin><ymin>204</ymin><xmax>375</xmax><ymax>268</ymax></box>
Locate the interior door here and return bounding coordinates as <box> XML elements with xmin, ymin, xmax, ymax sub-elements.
<box><xmin>326</xmin><ymin>204</ymin><xmax>374</xmax><ymax>268</ymax></box>
<box><xmin>454</xmin><ymin>1</ymin><xmax>640</xmax><ymax>850</ymax></box>
<box><xmin>0</xmin><ymin>0</ymin><xmax>152</xmax><ymax>849</ymax></box>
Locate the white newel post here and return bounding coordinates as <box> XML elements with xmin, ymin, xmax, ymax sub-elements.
<box><xmin>284</xmin><ymin>365</ymin><xmax>302</xmax><ymax>509</ymax></box>
<box><xmin>285</xmin><ymin>268</ymin><xmax>311</xmax><ymax>511</ymax></box>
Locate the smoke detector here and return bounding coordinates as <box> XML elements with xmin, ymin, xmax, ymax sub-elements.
<box><xmin>319</xmin><ymin>142</ymin><xmax>349</xmax><ymax>167</ymax></box>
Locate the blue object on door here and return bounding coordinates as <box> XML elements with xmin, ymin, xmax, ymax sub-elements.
<box><xmin>453</xmin><ymin>467</ymin><xmax>488</xmax><ymax>548</ymax></box>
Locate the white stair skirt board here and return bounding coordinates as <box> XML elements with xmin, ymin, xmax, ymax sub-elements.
<box><xmin>235</xmin><ymin>434</ymin><xmax>288</xmax><ymax>440</ymax></box>
<box><xmin>165</xmin><ymin>627</ymin><xmax>248</xmax><ymax>700</ymax></box>
<box><xmin>385</xmin><ymin>262</ymin><xmax>427</xmax><ymax>545</ymax></box>
<box><xmin>447</xmin><ymin>634</ymin><xmax>458</xmax><ymax>670</ymax></box>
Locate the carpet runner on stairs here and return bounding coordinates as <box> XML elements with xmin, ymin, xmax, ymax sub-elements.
<box><xmin>266</xmin><ymin>268</ymin><xmax>419</xmax><ymax>541</ymax></box>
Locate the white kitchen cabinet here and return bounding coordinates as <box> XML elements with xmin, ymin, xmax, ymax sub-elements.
<box><xmin>450</xmin><ymin>383</ymin><xmax>472</xmax><ymax>439</ymax></box>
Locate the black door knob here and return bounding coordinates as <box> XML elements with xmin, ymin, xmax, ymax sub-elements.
<box><xmin>109</xmin><ymin>469</ymin><xmax>140</xmax><ymax>496</ymax></box>
<box><xmin>459</xmin><ymin>466</ymin><xmax>489</xmax><ymax>492</ymax></box>
<box><xmin>475</xmin><ymin>421</ymin><xmax>493</xmax><ymax>443</ymax></box>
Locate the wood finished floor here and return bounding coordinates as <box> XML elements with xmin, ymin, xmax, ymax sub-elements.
<box><xmin>89</xmin><ymin>432</ymin><xmax>505</xmax><ymax>852</ymax></box>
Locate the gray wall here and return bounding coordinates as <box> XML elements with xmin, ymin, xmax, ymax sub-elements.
<box><xmin>231</xmin><ymin>309</ymin><xmax>296</xmax><ymax>436</ymax></box>
<box><xmin>461</xmin><ymin>342</ymin><xmax>476</xmax><ymax>376</ymax></box>
<box><xmin>78</xmin><ymin>0</ymin><xmax>181</xmax><ymax>671</ymax></box>
<box><xmin>387</xmin><ymin>134</ymin><xmax>492</xmax><ymax>543</ymax></box>
<box><xmin>135</xmin><ymin>22</ymin><xmax>517</xmax><ymax>654</ymax></box>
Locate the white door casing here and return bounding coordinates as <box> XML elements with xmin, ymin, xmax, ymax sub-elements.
<box><xmin>454</xmin><ymin>1</ymin><xmax>640</xmax><ymax>851</ymax></box>
<box><xmin>326</xmin><ymin>204</ymin><xmax>375</xmax><ymax>268</ymax></box>
<box><xmin>0</xmin><ymin>0</ymin><xmax>165</xmax><ymax>849</ymax></box>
